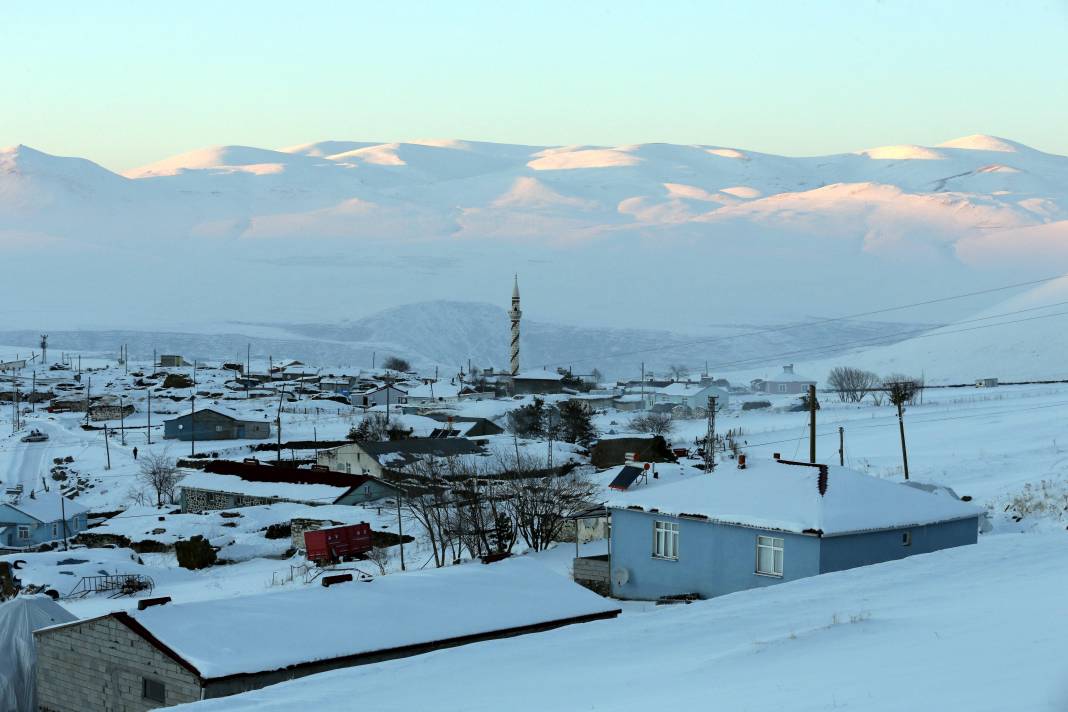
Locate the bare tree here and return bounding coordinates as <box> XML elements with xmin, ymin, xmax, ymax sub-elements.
<box><xmin>348</xmin><ymin>412</ymin><xmax>391</xmax><ymax>441</ymax></box>
<box><xmin>138</xmin><ymin>451</ymin><xmax>179</xmax><ymax>507</ymax></box>
<box><xmin>499</xmin><ymin>454</ymin><xmax>597</xmax><ymax>552</ymax></box>
<box><xmin>629</xmin><ymin>411</ymin><xmax>675</xmax><ymax>437</ymax></box>
<box><xmin>366</xmin><ymin>543</ymin><xmax>390</xmax><ymax>575</ymax></box>
<box><xmin>827</xmin><ymin>366</ymin><xmax>880</xmax><ymax>403</ymax></box>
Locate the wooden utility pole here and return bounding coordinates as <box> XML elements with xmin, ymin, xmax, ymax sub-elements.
<box><xmin>147</xmin><ymin>388</ymin><xmax>152</xmax><ymax>445</ymax></box>
<box><xmin>838</xmin><ymin>426</ymin><xmax>845</xmax><ymax>466</ymax></box>
<box><xmin>84</xmin><ymin>376</ymin><xmax>91</xmax><ymax>427</ymax></box>
<box><xmin>119</xmin><ymin>394</ymin><xmax>127</xmax><ymax>445</ymax></box>
<box><xmin>808</xmin><ymin>384</ymin><xmax>817</xmax><ymax>464</ymax></box>
<box><xmin>896</xmin><ymin>397</ymin><xmax>910</xmax><ymax>480</ymax></box>
<box><xmin>104</xmin><ymin>425</ymin><xmax>111</xmax><ymax>470</ymax></box>
<box><xmin>59</xmin><ymin>493</ymin><xmax>69</xmax><ymax>551</ymax></box>
<box><xmin>31</xmin><ymin>371</ymin><xmax>36</xmax><ymax>413</ymax></box>
<box><xmin>275</xmin><ymin>387</ymin><xmax>285</xmax><ymax>462</ymax></box>
<box><xmin>190</xmin><ymin>362</ymin><xmax>197</xmax><ymax>457</ymax></box>
<box><xmin>397</xmin><ymin>495</ymin><xmax>406</xmax><ymax>571</ymax></box>
<box><xmin>246</xmin><ymin>343</ymin><xmax>251</xmax><ymax>399</ymax></box>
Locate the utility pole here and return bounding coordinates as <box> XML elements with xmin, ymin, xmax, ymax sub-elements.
<box><xmin>147</xmin><ymin>388</ymin><xmax>152</xmax><ymax>445</ymax></box>
<box><xmin>809</xmin><ymin>384</ymin><xmax>817</xmax><ymax>464</ymax></box>
<box><xmin>397</xmin><ymin>494</ymin><xmax>406</xmax><ymax>571</ymax></box>
<box><xmin>838</xmin><ymin>426</ymin><xmax>844</xmax><ymax>466</ymax></box>
<box><xmin>84</xmin><ymin>376</ymin><xmax>91</xmax><ymax>427</ymax></box>
<box><xmin>641</xmin><ymin>362</ymin><xmax>645</xmax><ymax>402</ymax></box>
<box><xmin>895</xmin><ymin>394</ymin><xmax>910</xmax><ymax>480</ymax></box>
<box><xmin>59</xmin><ymin>492</ymin><xmax>68</xmax><ymax>551</ymax></box>
<box><xmin>246</xmin><ymin>343</ymin><xmax>251</xmax><ymax>399</ymax></box>
<box><xmin>30</xmin><ymin>371</ymin><xmax>36</xmax><ymax>413</ymax></box>
<box><xmin>190</xmin><ymin>361</ymin><xmax>197</xmax><ymax>457</ymax></box>
<box><xmin>705</xmin><ymin>395</ymin><xmax>717</xmax><ymax>472</ymax></box>
<box><xmin>40</xmin><ymin>334</ymin><xmax>47</xmax><ymax>366</ymax></box>
<box><xmin>119</xmin><ymin>394</ymin><xmax>127</xmax><ymax>446</ymax></box>
<box><xmin>276</xmin><ymin>387</ymin><xmax>285</xmax><ymax>463</ymax></box>
<box><xmin>104</xmin><ymin>425</ymin><xmax>111</xmax><ymax>470</ymax></box>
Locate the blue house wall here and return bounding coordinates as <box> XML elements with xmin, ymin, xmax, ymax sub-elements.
<box><xmin>608</xmin><ymin>508</ymin><xmax>820</xmax><ymax>600</ymax></box>
<box><xmin>0</xmin><ymin>505</ymin><xmax>88</xmax><ymax>549</ymax></box>
<box><xmin>818</xmin><ymin>516</ymin><xmax>978</xmax><ymax>574</ymax></box>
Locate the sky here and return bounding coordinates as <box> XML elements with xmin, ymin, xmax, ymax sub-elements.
<box><xmin>1</xmin><ymin>0</ymin><xmax>1067</xmax><ymax>172</ymax></box>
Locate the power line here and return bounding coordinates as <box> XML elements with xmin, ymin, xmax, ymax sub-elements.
<box><xmin>546</xmin><ymin>274</ymin><xmax>1068</xmax><ymax>369</ymax></box>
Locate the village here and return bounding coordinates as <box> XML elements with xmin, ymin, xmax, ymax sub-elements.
<box><xmin>0</xmin><ymin>280</ymin><xmax>1062</xmax><ymax>712</ymax></box>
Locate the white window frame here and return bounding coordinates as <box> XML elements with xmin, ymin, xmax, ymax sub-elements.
<box><xmin>777</xmin><ymin>383</ymin><xmax>788</xmax><ymax>393</ymax></box>
<box><xmin>52</xmin><ymin>523</ymin><xmax>59</xmax><ymax>537</ymax></box>
<box><xmin>902</xmin><ymin>530</ymin><xmax>912</xmax><ymax>547</ymax></box>
<box><xmin>652</xmin><ymin>520</ymin><xmax>679</xmax><ymax>560</ymax></box>
<box><xmin>17</xmin><ymin>525</ymin><xmax>31</xmax><ymax>540</ymax></box>
<box><xmin>756</xmin><ymin>535</ymin><xmax>784</xmax><ymax>577</ymax></box>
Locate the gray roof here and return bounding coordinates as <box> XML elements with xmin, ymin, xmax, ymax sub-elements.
<box><xmin>361</xmin><ymin>438</ymin><xmax>483</xmax><ymax>460</ymax></box>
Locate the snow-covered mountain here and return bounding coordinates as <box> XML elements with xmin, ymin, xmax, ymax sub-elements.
<box><xmin>2</xmin><ymin>135</ymin><xmax>1066</xmax><ymax>345</ymax></box>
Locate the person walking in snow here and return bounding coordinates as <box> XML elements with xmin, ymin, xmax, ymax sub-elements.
<box><xmin>132</xmin><ymin>446</ymin><xmax>138</xmax><ymax>460</ymax></box>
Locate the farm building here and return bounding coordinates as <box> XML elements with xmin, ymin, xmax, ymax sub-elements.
<box><xmin>349</xmin><ymin>384</ymin><xmax>408</xmax><ymax>408</ymax></box>
<box><xmin>583</xmin><ymin>458</ymin><xmax>980</xmax><ymax>601</ymax></box>
<box><xmin>423</xmin><ymin>414</ymin><xmax>504</xmax><ymax>438</ymax></box>
<box><xmin>316</xmin><ymin>438</ymin><xmax>484</xmax><ymax>478</ymax></box>
<box><xmin>0</xmin><ymin>494</ymin><xmax>89</xmax><ymax>551</ymax></box>
<box><xmin>158</xmin><ymin>355</ymin><xmax>188</xmax><ymax>368</ymax></box>
<box><xmin>589</xmin><ymin>436</ymin><xmax>674</xmax><ymax>468</ymax></box>
<box><xmin>163</xmin><ymin>408</ymin><xmax>271</xmax><ymax>441</ymax></box>
<box><xmin>178</xmin><ymin>462</ymin><xmax>401</xmax><ymax>513</ymax></box>
<box><xmin>34</xmin><ymin>558</ymin><xmax>620</xmax><ymax>710</ymax></box>
<box><xmin>510</xmin><ymin>370</ymin><xmax>566</xmax><ymax>395</ymax></box>
<box><xmin>756</xmin><ymin>364</ymin><xmax>817</xmax><ymax>395</ymax></box>
<box><xmin>654</xmin><ymin>382</ymin><xmax>729</xmax><ymax>411</ymax></box>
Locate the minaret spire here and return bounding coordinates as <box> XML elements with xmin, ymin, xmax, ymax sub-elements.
<box><xmin>509</xmin><ymin>275</ymin><xmax>521</xmax><ymax>376</ymax></box>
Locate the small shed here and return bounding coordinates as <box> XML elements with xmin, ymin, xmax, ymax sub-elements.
<box><xmin>163</xmin><ymin>408</ymin><xmax>271</xmax><ymax>441</ymax></box>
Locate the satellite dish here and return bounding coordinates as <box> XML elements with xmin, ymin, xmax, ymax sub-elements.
<box><xmin>612</xmin><ymin>567</ymin><xmax>630</xmax><ymax>586</ymax></box>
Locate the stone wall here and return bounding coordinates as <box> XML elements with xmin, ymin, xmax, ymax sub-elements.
<box><xmin>181</xmin><ymin>486</ymin><xmax>275</xmax><ymax>513</ymax></box>
<box><xmin>36</xmin><ymin>616</ymin><xmax>202</xmax><ymax>711</ymax></box>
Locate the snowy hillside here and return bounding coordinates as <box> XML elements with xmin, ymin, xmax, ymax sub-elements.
<box><xmin>2</xmin><ymin>136</ymin><xmax>1066</xmax><ymax>336</ymax></box>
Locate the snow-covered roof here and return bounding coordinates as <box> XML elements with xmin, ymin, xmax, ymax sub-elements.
<box><xmin>765</xmin><ymin>365</ymin><xmax>816</xmax><ymax>384</ymax></box>
<box><xmin>513</xmin><ymin>370</ymin><xmax>565</xmax><ymax>381</ymax></box>
<box><xmin>406</xmin><ymin>382</ymin><xmax>461</xmax><ymax>399</ymax></box>
<box><xmin>178</xmin><ymin>471</ymin><xmax>351</xmax><ymax>504</ymax></box>
<box><xmin>0</xmin><ymin>595</ymin><xmax>77</xmax><ymax>711</ymax></box>
<box><xmin>606</xmin><ymin>459</ymin><xmax>981</xmax><ymax>536</ymax></box>
<box><xmin>657</xmin><ymin>382</ymin><xmax>723</xmax><ymax>397</ymax></box>
<box><xmin>2</xmin><ymin>493</ymin><xmax>89</xmax><ymax>523</ymax></box>
<box><xmin>44</xmin><ymin>558</ymin><xmax>619</xmax><ymax>680</ymax></box>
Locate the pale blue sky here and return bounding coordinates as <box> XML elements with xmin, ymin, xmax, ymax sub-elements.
<box><xmin>2</xmin><ymin>0</ymin><xmax>1066</xmax><ymax>171</ymax></box>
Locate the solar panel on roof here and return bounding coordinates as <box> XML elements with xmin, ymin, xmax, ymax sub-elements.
<box><xmin>609</xmin><ymin>465</ymin><xmax>646</xmax><ymax>491</ymax></box>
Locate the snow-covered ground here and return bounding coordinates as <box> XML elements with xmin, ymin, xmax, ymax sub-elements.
<box><xmin>173</xmin><ymin>531</ymin><xmax>1068</xmax><ymax>711</ymax></box>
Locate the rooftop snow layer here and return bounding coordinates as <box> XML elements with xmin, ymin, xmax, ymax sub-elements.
<box><xmin>51</xmin><ymin>557</ymin><xmax>619</xmax><ymax>679</ymax></box>
<box><xmin>2</xmin><ymin>493</ymin><xmax>89</xmax><ymax>523</ymax></box>
<box><xmin>177</xmin><ymin>471</ymin><xmax>351</xmax><ymax>504</ymax></box>
<box><xmin>605</xmin><ymin>459</ymin><xmax>981</xmax><ymax>535</ymax></box>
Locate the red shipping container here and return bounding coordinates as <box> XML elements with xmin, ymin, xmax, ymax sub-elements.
<box><xmin>304</xmin><ymin>522</ymin><xmax>373</xmax><ymax>564</ymax></box>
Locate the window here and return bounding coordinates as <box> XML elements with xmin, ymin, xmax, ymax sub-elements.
<box><xmin>902</xmin><ymin>531</ymin><xmax>912</xmax><ymax>547</ymax></box>
<box><xmin>142</xmin><ymin>678</ymin><xmax>165</xmax><ymax>703</ymax></box>
<box><xmin>177</xmin><ymin>423</ymin><xmax>184</xmax><ymax>430</ymax></box>
<box><xmin>652</xmin><ymin>521</ymin><xmax>679</xmax><ymax>560</ymax></box>
<box><xmin>756</xmin><ymin>536</ymin><xmax>784</xmax><ymax>576</ymax></box>
<box><xmin>215</xmin><ymin>425</ymin><xmax>223</xmax><ymax>432</ymax></box>
<box><xmin>17</xmin><ymin>526</ymin><xmax>31</xmax><ymax>540</ymax></box>
<box><xmin>52</xmin><ymin>523</ymin><xmax>59</xmax><ymax>537</ymax></box>
<box><xmin>777</xmin><ymin>384</ymin><xmax>788</xmax><ymax>393</ymax></box>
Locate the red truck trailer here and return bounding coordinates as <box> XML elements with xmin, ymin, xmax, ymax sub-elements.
<box><xmin>303</xmin><ymin>522</ymin><xmax>373</xmax><ymax>564</ymax></box>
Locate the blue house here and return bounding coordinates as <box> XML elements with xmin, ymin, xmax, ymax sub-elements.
<box><xmin>594</xmin><ymin>459</ymin><xmax>980</xmax><ymax>601</ymax></box>
<box><xmin>0</xmin><ymin>493</ymin><xmax>90</xmax><ymax>550</ymax></box>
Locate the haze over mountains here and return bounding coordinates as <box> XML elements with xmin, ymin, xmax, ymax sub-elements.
<box><xmin>2</xmin><ymin>135</ymin><xmax>1067</xmax><ymax>377</ymax></box>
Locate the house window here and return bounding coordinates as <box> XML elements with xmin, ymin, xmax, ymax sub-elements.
<box><xmin>756</xmin><ymin>536</ymin><xmax>784</xmax><ymax>576</ymax></box>
<box><xmin>345</xmin><ymin>463</ymin><xmax>352</xmax><ymax>474</ymax></box>
<box><xmin>902</xmin><ymin>531</ymin><xmax>912</xmax><ymax>546</ymax></box>
<box><xmin>177</xmin><ymin>424</ymin><xmax>184</xmax><ymax>430</ymax></box>
<box><xmin>215</xmin><ymin>425</ymin><xmax>223</xmax><ymax>432</ymax></box>
<box><xmin>142</xmin><ymin>677</ymin><xmax>166</xmax><ymax>703</ymax></box>
<box><xmin>777</xmin><ymin>384</ymin><xmax>788</xmax><ymax>393</ymax></box>
<box><xmin>652</xmin><ymin>520</ymin><xmax>679</xmax><ymax>560</ymax></box>
<box><xmin>17</xmin><ymin>526</ymin><xmax>31</xmax><ymax>540</ymax></box>
<box><xmin>52</xmin><ymin>523</ymin><xmax>59</xmax><ymax>537</ymax></box>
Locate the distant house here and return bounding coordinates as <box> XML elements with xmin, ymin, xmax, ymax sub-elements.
<box><xmin>158</xmin><ymin>355</ymin><xmax>188</xmax><ymax>368</ymax></box>
<box><xmin>163</xmin><ymin>408</ymin><xmax>271</xmax><ymax>441</ymax></box>
<box><xmin>654</xmin><ymin>382</ymin><xmax>729</xmax><ymax>411</ymax></box>
<box><xmin>0</xmin><ymin>494</ymin><xmax>89</xmax><ymax>550</ymax></box>
<box><xmin>612</xmin><ymin>394</ymin><xmax>646</xmax><ymax>412</ymax></box>
<box><xmin>0</xmin><ymin>359</ymin><xmax>27</xmax><ymax>372</ymax></box>
<box><xmin>590</xmin><ymin>437</ymin><xmax>674</xmax><ymax>468</ymax></box>
<box><xmin>34</xmin><ymin>559</ymin><xmax>619</xmax><ymax>710</ymax></box>
<box><xmin>567</xmin><ymin>393</ymin><xmax>618</xmax><ymax>413</ymax></box>
<box><xmin>178</xmin><ymin>462</ymin><xmax>401</xmax><ymax>513</ymax></box>
<box><xmin>405</xmin><ymin>381</ymin><xmax>461</xmax><ymax>405</ymax></box>
<box><xmin>319</xmin><ymin>376</ymin><xmax>355</xmax><ymax>395</ymax></box>
<box><xmin>757</xmin><ymin>364</ymin><xmax>817</xmax><ymax>395</ymax></box>
<box><xmin>511</xmin><ymin>370</ymin><xmax>567</xmax><ymax>396</ymax></box>
<box><xmin>595</xmin><ymin>458</ymin><xmax>980</xmax><ymax>601</ymax></box>
<box><xmin>88</xmin><ymin>398</ymin><xmax>135</xmax><ymax>422</ymax></box>
<box><xmin>423</xmin><ymin>414</ymin><xmax>504</xmax><ymax>438</ymax></box>
<box><xmin>349</xmin><ymin>384</ymin><xmax>408</xmax><ymax>409</ymax></box>
<box><xmin>317</xmin><ymin>438</ymin><xmax>484</xmax><ymax>479</ymax></box>
<box><xmin>976</xmin><ymin>378</ymin><xmax>998</xmax><ymax>388</ymax></box>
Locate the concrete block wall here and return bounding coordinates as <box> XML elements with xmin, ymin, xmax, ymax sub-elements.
<box><xmin>36</xmin><ymin>616</ymin><xmax>202</xmax><ymax>711</ymax></box>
